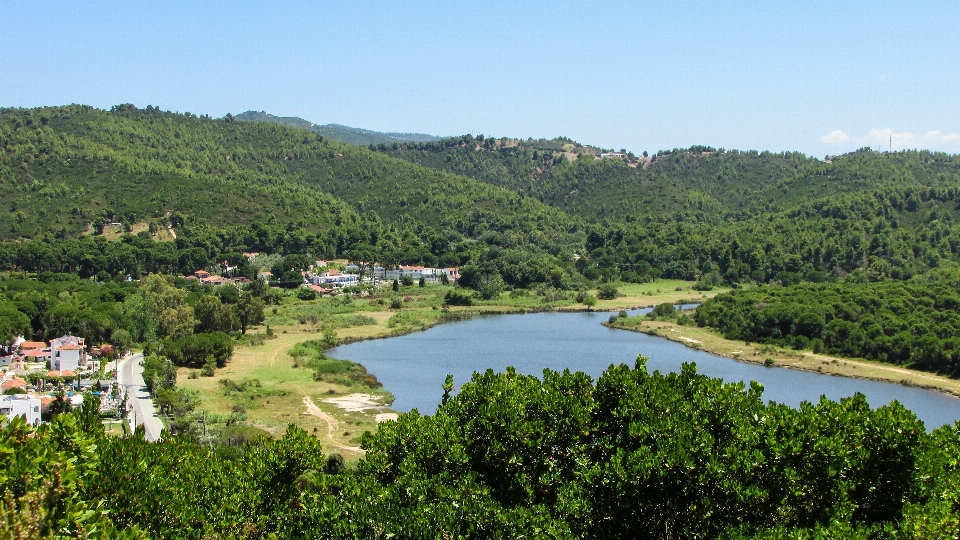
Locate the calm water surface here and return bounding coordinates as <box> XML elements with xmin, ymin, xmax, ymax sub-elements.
<box><xmin>329</xmin><ymin>308</ymin><xmax>960</xmax><ymax>429</ymax></box>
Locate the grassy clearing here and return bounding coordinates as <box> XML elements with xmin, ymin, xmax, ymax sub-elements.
<box><xmin>178</xmin><ymin>326</ymin><xmax>394</xmax><ymax>460</ymax></box>
<box><xmin>84</xmin><ymin>221</ymin><xmax>175</xmax><ymax>242</ymax></box>
<box><xmin>609</xmin><ymin>312</ymin><xmax>960</xmax><ymax>398</ymax></box>
<box><xmin>579</xmin><ymin>280</ymin><xmax>730</xmax><ymax>311</ymax></box>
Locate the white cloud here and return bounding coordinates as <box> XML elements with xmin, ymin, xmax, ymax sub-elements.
<box><xmin>819</xmin><ymin>129</ymin><xmax>850</xmax><ymax>145</ymax></box>
<box><xmin>820</xmin><ymin>128</ymin><xmax>960</xmax><ymax>153</ymax></box>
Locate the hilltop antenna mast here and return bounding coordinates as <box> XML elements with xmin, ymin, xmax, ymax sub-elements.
<box><xmin>890</xmin><ymin>135</ymin><xmax>892</xmax><ymax>152</ymax></box>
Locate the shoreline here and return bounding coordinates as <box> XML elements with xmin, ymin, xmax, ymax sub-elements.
<box><xmin>605</xmin><ymin>318</ymin><xmax>960</xmax><ymax>400</ymax></box>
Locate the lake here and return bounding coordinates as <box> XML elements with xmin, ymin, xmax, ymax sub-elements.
<box><xmin>329</xmin><ymin>308</ymin><xmax>960</xmax><ymax>429</ymax></box>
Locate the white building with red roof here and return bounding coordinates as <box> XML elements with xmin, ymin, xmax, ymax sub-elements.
<box><xmin>50</xmin><ymin>336</ymin><xmax>86</xmax><ymax>372</ymax></box>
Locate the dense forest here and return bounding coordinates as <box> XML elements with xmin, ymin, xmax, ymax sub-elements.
<box><xmin>4</xmin><ymin>105</ymin><xmax>960</xmax><ymax>290</ymax></box>
<box><xmin>695</xmin><ymin>268</ymin><xmax>960</xmax><ymax>376</ymax></box>
<box><xmin>6</xmin><ymin>359</ymin><xmax>960</xmax><ymax>539</ymax></box>
<box><xmin>374</xmin><ymin>136</ymin><xmax>960</xmax><ymax>223</ymax></box>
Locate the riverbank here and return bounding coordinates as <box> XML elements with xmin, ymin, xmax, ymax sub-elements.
<box><xmin>606</xmin><ymin>315</ymin><xmax>960</xmax><ymax>399</ymax></box>
<box><xmin>177</xmin><ymin>280</ymin><xmax>727</xmax><ymax>458</ymax></box>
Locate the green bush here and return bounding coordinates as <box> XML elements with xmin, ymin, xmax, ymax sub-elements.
<box><xmin>444</xmin><ymin>289</ymin><xmax>474</xmax><ymax>306</ymax></box>
<box><xmin>164</xmin><ymin>331</ymin><xmax>234</xmax><ymax>368</ymax></box>
<box><xmin>652</xmin><ymin>303</ymin><xmax>676</xmax><ymax>317</ymax></box>
<box><xmin>387</xmin><ymin>312</ymin><xmax>427</xmax><ymax>329</ymax></box>
<box><xmin>297</xmin><ymin>287</ymin><xmax>318</xmax><ymax>301</ymax></box>
<box><xmin>597</xmin><ymin>283</ymin><xmax>619</xmax><ymax>300</ymax></box>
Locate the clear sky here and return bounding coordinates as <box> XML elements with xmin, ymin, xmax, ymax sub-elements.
<box><xmin>2</xmin><ymin>1</ymin><xmax>958</xmax><ymax>157</ymax></box>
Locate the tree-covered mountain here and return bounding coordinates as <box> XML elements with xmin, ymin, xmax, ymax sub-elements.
<box><xmin>3</xmin><ymin>103</ymin><xmax>960</xmax><ymax>293</ymax></box>
<box><xmin>375</xmin><ymin>138</ymin><xmax>960</xmax><ymax>223</ymax></box>
<box><xmin>0</xmin><ymin>104</ymin><xmax>580</xmax><ymax>254</ymax></box>
<box><xmin>234</xmin><ymin>110</ymin><xmax>442</xmax><ymax>146</ymax></box>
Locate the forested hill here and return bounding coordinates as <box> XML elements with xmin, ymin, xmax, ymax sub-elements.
<box><xmin>234</xmin><ymin>110</ymin><xmax>442</xmax><ymax>146</ymax></box>
<box><xmin>0</xmin><ymin>104</ymin><xmax>580</xmax><ymax>255</ymax></box>
<box><xmin>375</xmin><ymin>138</ymin><xmax>960</xmax><ymax>223</ymax></box>
<box><xmin>3</xmin><ymin>103</ymin><xmax>960</xmax><ymax>291</ymax></box>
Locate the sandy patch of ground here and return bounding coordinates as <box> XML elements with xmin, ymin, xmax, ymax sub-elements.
<box><xmin>375</xmin><ymin>413</ymin><xmax>399</xmax><ymax>423</ymax></box>
<box><xmin>323</xmin><ymin>393</ymin><xmax>390</xmax><ymax>413</ymax></box>
<box><xmin>301</xmin><ymin>396</ymin><xmax>363</xmax><ymax>454</ymax></box>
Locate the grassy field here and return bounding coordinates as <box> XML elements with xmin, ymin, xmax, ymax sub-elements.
<box><xmin>177</xmin><ymin>280</ymin><xmax>729</xmax><ymax>459</ymax></box>
<box><xmin>609</xmin><ymin>310</ymin><xmax>960</xmax><ymax>398</ymax></box>
<box><xmin>576</xmin><ymin>280</ymin><xmax>730</xmax><ymax>311</ymax></box>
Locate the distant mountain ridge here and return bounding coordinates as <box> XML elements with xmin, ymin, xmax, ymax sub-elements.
<box><xmin>233</xmin><ymin>110</ymin><xmax>442</xmax><ymax>146</ymax></box>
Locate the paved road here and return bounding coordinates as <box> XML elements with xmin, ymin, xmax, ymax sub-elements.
<box><xmin>117</xmin><ymin>353</ymin><xmax>164</xmax><ymax>441</ymax></box>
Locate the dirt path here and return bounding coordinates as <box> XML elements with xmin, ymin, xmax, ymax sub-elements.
<box><xmin>270</xmin><ymin>343</ymin><xmax>285</xmax><ymax>366</ymax></box>
<box><xmin>301</xmin><ymin>396</ymin><xmax>363</xmax><ymax>454</ymax></box>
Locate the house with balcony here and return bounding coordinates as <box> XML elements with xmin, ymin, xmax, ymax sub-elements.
<box><xmin>0</xmin><ymin>394</ymin><xmax>41</xmax><ymax>426</ymax></box>
<box><xmin>50</xmin><ymin>336</ymin><xmax>86</xmax><ymax>372</ymax></box>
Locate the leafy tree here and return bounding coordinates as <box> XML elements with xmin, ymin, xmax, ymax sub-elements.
<box><xmin>652</xmin><ymin>302</ymin><xmax>676</xmax><ymax>317</ymax></box>
<box><xmin>110</xmin><ymin>328</ymin><xmax>133</xmax><ymax>353</ymax></box>
<box><xmin>0</xmin><ymin>303</ymin><xmax>31</xmax><ymax>345</ymax></box>
<box><xmin>443</xmin><ymin>289</ymin><xmax>473</xmax><ymax>306</ymax></box>
<box><xmin>596</xmin><ymin>283</ymin><xmax>619</xmax><ymax>300</ymax></box>
<box><xmin>194</xmin><ymin>295</ymin><xmax>234</xmax><ymax>334</ymax></box>
<box><xmin>137</xmin><ymin>274</ymin><xmax>196</xmax><ymax>340</ymax></box>
<box><xmin>297</xmin><ymin>286</ymin><xmax>318</xmax><ymax>301</ymax></box>
<box><xmin>163</xmin><ymin>331</ymin><xmax>233</xmax><ymax>368</ymax></box>
<box><xmin>214</xmin><ymin>284</ymin><xmax>239</xmax><ymax>304</ymax></box>
<box><xmin>477</xmin><ymin>273</ymin><xmax>505</xmax><ymax>300</ymax></box>
<box><xmin>235</xmin><ymin>293</ymin><xmax>265</xmax><ymax>335</ymax></box>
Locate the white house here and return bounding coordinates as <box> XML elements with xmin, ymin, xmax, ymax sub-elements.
<box><xmin>0</xmin><ymin>394</ymin><xmax>42</xmax><ymax>426</ymax></box>
<box><xmin>312</xmin><ymin>269</ymin><xmax>358</xmax><ymax>288</ymax></box>
<box><xmin>50</xmin><ymin>336</ymin><xmax>86</xmax><ymax>372</ymax></box>
<box><xmin>372</xmin><ymin>265</ymin><xmax>458</xmax><ymax>282</ymax></box>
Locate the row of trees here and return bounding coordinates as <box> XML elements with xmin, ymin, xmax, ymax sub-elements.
<box><xmin>695</xmin><ymin>268</ymin><xmax>960</xmax><ymax>375</ymax></box>
<box><xmin>0</xmin><ymin>272</ymin><xmax>265</xmax><ymax>351</ymax></box>
<box><xmin>3</xmin><ymin>358</ymin><xmax>960</xmax><ymax>538</ymax></box>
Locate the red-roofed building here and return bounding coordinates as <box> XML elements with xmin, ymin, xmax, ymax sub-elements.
<box><xmin>308</xmin><ymin>284</ymin><xmax>333</xmax><ymax>294</ymax></box>
<box><xmin>201</xmin><ymin>275</ymin><xmax>235</xmax><ymax>286</ymax></box>
<box><xmin>50</xmin><ymin>336</ymin><xmax>86</xmax><ymax>371</ymax></box>
<box><xmin>0</xmin><ymin>376</ymin><xmax>27</xmax><ymax>393</ymax></box>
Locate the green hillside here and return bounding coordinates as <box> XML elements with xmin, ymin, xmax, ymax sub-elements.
<box><xmin>0</xmin><ymin>105</ymin><xmax>579</xmax><ymax>251</ymax></box>
<box><xmin>234</xmin><ymin>110</ymin><xmax>441</xmax><ymax>146</ymax></box>
<box><xmin>376</xmin><ymin>138</ymin><xmax>960</xmax><ymax>222</ymax></box>
<box><xmin>3</xmin><ymin>103</ymin><xmax>960</xmax><ymax>292</ymax></box>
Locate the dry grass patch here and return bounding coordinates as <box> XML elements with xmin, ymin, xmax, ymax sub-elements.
<box><xmin>611</xmin><ymin>316</ymin><xmax>960</xmax><ymax>398</ymax></box>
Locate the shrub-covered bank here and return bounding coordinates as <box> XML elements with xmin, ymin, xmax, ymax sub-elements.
<box><xmin>4</xmin><ymin>358</ymin><xmax>960</xmax><ymax>538</ymax></box>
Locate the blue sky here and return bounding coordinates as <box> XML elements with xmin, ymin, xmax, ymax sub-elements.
<box><xmin>2</xmin><ymin>1</ymin><xmax>958</xmax><ymax>156</ymax></box>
